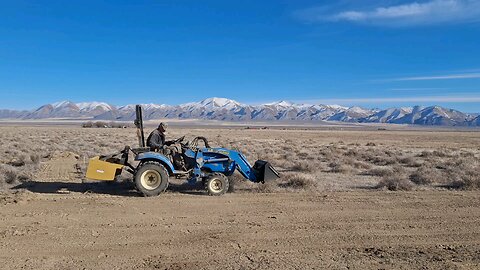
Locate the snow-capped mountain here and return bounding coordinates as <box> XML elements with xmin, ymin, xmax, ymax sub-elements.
<box><xmin>470</xmin><ymin>115</ymin><xmax>480</xmax><ymax>126</ymax></box>
<box><xmin>24</xmin><ymin>101</ymin><xmax>116</xmax><ymax>119</ymax></box>
<box><xmin>1</xmin><ymin>97</ymin><xmax>478</xmax><ymax>126</ymax></box>
<box><xmin>0</xmin><ymin>109</ymin><xmax>29</xmax><ymax>119</ymax></box>
<box><xmin>362</xmin><ymin>107</ymin><xmax>413</xmax><ymax>123</ymax></box>
<box><xmin>76</xmin><ymin>102</ymin><xmax>115</xmax><ymax>115</ymax></box>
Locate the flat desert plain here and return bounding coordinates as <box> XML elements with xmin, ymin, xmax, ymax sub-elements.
<box><xmin>0</xmin><ymin>124</ymin><xmax>479</xmax><ymax>269</ymax></box>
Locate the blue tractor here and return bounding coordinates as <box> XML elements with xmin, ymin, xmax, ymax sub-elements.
<box><xmin>86</xmin><ymin>105</ymin><xmax>279</xmax><ymax>196</ymax></box>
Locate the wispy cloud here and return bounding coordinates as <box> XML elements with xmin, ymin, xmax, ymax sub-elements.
<box><xmin>296</xmin><ymin>0</ymin><xmax>480</xmax><ymax>26</ymax></box>
<box><xmin>385</xmin><ymin>72</ymin><xmax>480</xmax><ymax>81</ymax></box>
<box><xmin>388</xmin><ymin>87</ymin><xmax>450</xmax><ymax>92</ymax></box>
<box><xmin>294</xmin><ymin>95</ymin><xmax>480</xmax><ymax>104</ymax></box>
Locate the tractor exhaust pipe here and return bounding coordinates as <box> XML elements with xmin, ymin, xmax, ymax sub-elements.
<box><xmin>253</xmin><ymin>160</ymin><xmax>280</xmax><ymax>183</ymax></box>
<box><xmin>134</xmin><ymin>105</ymin><xmax>145</xmax><ymax>148</ymax></box>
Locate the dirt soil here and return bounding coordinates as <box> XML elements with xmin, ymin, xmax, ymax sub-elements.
<box><xmin>1</xmin><ymin>190</ymin><xmax>479</xmax><ymax>270</ymax></box>
<box><xmin>1</xmin><ymin>125</ymin><xmax>480</xmax><ymax>269</ymax></box>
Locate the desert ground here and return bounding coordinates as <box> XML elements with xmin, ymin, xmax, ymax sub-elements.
<box><xmin>1</xmin><ymin>123</ymin><xmax>480</xmax><ymax>269</ymax></box>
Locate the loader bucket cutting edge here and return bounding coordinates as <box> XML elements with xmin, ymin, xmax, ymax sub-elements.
<box><xmin>253</xmin><ymin>160</ymin><xmax>280</xmax><ymax>182</ymax></box>
<box><xmin>86</xmin><ymin>156</ymin><xmax>124</xmax><ymax>181</ymax></box>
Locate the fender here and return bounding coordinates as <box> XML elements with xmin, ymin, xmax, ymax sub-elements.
<box><xmin>135</xmin><ymin>152</ymin><xmax>176</xmax><ymax>174</ymax></box>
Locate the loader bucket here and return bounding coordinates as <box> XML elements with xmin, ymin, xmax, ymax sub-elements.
<box><xmin>253</xmin><ymin>160</ymin><xmax>280</xmax><ymax>183</ymax></box>
<box><xmin>86</xmin><ymin>156</ymin><xmax>124</xmax><ymax>181</ymax></box>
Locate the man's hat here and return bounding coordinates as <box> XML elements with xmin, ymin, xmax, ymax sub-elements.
<box><xmin>158</xmin><ymin>122</ymin><xmax>167</xmax><ymax>131</ymax></box>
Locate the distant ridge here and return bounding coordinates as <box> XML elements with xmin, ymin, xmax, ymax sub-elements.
<box><xmin>1</xmin><ymin>97</ymin><xmax>478</xmax><ymax>126</ymax></box>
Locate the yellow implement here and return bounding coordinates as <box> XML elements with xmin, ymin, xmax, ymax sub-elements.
<box><xmin>86</xmin><ymin>156</ymin><xmax>124</xmax><ymax>181</ymax></box>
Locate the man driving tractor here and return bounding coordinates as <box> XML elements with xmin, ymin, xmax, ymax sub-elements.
<box><xmin>146</xmin><ymin>122</ymin><xmax>171</xmax><ymax>152</ymax></box>
<box><xmin>147</xmin><ymin>122</ymin><xmax>186</xmax><ymax>170</ymax></box>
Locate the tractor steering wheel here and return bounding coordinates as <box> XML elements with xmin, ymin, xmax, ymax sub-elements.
<box><xmin>174</xmin><ymin>135</ymin><xmax>185</xmax><ymax>143</ymax></box>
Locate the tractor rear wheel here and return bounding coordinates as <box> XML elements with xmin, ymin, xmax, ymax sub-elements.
<box><xmin>205</xmin><ymin>173</ymin><xmax>229</xmax><ymax>196</ymax></box>
<box><xmin>135</xmin><ymin>162</ymin><xmax>169</xmax><ymax>197</ymax></box>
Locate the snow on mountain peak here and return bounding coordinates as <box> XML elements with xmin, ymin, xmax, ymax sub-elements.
<box><xmin>347</xmin><ymin>106</ymin><xmax>371</xmax><ymax>114</ymax></box>
<box><xmin>52</xmin><ymin>101</ymin><xmax>74</xmax><ymax>109</ymax></box>
<box><xmin>276</xmin><ymin>101</ymin><xmax>292</xmax><ymax>107</ymax></box>
<box><xmin>264</xmin><ymin>100</ymin><xmax>293</xmax><ymax>107</ymax></box>
<box><xmin>325</xmin><ymin>104</ymin><xmax>348</xmax><ymax>110</ymax></box>
<box><xmin>76</xmin><ymin>102</ymin><xmax>113</xmax><ymax>111</ymax></box>
<box><xmin>142</xmin><ymin>103</ymin><xmax>168</xmax><ymax>110</ymax></box>
<box><xmin>200</xmin><ymin>97</ymin><xmax>240</xmax><ymax>107</ymax></box>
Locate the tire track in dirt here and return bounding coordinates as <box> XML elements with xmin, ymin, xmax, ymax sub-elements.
<box><xmin>1</xmin><ymin>191</ymin><xmax>479</xmax><ymax>269</ymax></box>
<box><xmin>34</xmin><ymin>151</ymin><xmax>82</xmax><ymax>182</ymax></box>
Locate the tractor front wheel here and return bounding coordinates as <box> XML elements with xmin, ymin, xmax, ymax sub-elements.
<box><xmin>135</xmin><ymin>162</ymin><xmax>169</xmax><ymax>197</ymax></box>
<box><xmin>205</xmin><ymin>173</ymin><xmax>229</xmax><ymax>196</ymax></box>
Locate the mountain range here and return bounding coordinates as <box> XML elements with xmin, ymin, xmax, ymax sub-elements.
<box><xmin>1</xmin><ymin>97</ymin><xmax>479</xmax><ymax>126</ymax></box>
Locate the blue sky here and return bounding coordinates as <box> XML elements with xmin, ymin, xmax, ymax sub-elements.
<box><xmin>1</xmin><ymin>0</ymin><xmax>479</xmax><ymax>112</ymax></box>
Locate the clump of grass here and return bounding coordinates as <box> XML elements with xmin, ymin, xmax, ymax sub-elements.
<box><xmin>352</xmin><ymin>160</ymin><xmax>372</xmax><ymax>170</ymax></box>
<box><xmin>398</xmin><ymin>156</ymin><xmax>422</xmax><ymax>167</ymax></box>
<box><xmin>4</xmin><ymin>170</ymin><xmax>18</xmax><ymax>184</ymax></box>
<box><xmin>254</xmin><ymin>182</ymin><xmax>277</xmax><ymax>193</ymax></box>
<box><xmin>409</xmin><ymin>166</ymin><xmax>441</xmax><ymax>185</ymax></box>
<box><xmin>366</xmin><ymin>155</ymin><xmax>398</xmax><ymax>166</ymax></box>
<box><xmin>279</xmin><ymin>173</ymin><xmax>317</xmax><ymax>189</ymax></box>
<box><xmin>445</xmin><ymin>159</ymin><xmax>480</xmax><ymax>190</ymax></box>
<box><xmin>418</xmin><ymin>150</ymin><xmax>452</xmax><ymax>158</ymax></box>
<box><xmin>328</xmin><ymin>160</ymin><xmax>352</xmax><ymax>174</ymax></box>
<box><xmin>30</xmin><ymin>154</ymin><xmax>40</xmax><ymax>164</ymax></box>
<box><xmin>7</xmin><ymin>156</ymin><xmax>26</xmax><ymax>167</ymax></box>
<box><xmin>0</xmin><ymin>165</ymin><xmax>19</xmax><ymax>184</ymax></box>
<box><xmin>344</xmin><ymin>149</ymin><xmax>360</xmax><ymax>158</ymax></box>
<box><xmin>290</xmin><ymin>162</ymin><xmax>319</xmax><ymax>173</ymax></box>
<box><xmin>377</xmin><ymin>175</ymin><xmax>414</xmax><ymax>191</ymax></box>
<box><xmin>375</xmin><ymin>165</ymin><xmax>414</xmax><ymax>191</ymax></box>
<box><xmin>366</xmin><ymin>167</ymin><xmax>393</xmax><ymax>177</ymax></box>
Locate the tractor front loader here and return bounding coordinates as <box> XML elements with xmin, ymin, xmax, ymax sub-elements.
<box><xmin>86</xmin><ymin>105</ymin><xmax>279</xmax><ymax>196</ymax></box>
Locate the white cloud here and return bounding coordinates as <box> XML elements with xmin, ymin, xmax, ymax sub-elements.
<box><xmin>298</xmin><ymin>0</ymin><xmax>480</xmax><ymax>26</ymax></box>
<box><xmin>388</xmin><ymin>72</ymin><xmax>480</xmax><ymax>81</ymax></box>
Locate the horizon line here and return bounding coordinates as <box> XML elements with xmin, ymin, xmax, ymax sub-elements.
<box><xmin>1</xmin><ymin>95</ymin><xmax>480</xmax><ymax>114</ymax></box>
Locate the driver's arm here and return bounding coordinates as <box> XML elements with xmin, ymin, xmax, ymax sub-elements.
<box><xmin>165</xmin><ymin>136</ymin><xmax>184</xmax><ymax>146</ymax></box>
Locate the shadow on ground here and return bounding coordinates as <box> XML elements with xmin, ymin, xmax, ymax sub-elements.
<box><xmin>12</xmin><ymin>180</ymin><xmax>208</xmax><ymax>197</ymax></box>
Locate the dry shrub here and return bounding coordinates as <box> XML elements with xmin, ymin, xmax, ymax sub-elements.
<box><xmin>376</xmin><ymin>165</ymin><xmax>414</xmax><ymax>191</ymax></box>
<box><xmin>409</xmin><ymin>166</ymin><xmax>441</xmax><ymax>185</ymax></box>
<box><xmin>290</xmin><ymin>161</ymin><xmax>319</xmax><ymax>173</ymax></box>
<box><xmin>296</xmin><ymin>151</ymin><xmax>310</xmax><ymax>159</ymax></box>
<box><xmin>319</xmin><ymin>146</ymin><xmax>342</xmax><ymax>161</ymax></box>
<box><xmin>418</xmin><ymin>150</ymin><xmax>452</xmax><ymax>158</ymax></box>
<box><xmin>30</xmin><ymin>154</ymin><xmax>40</xmax><ymax>164</ymax></box>
<box><xmin>279</xmin><ymin>173</ymin><xmax>317</xmax><ymax>189</ymax></box>
<box><xmin>352</xmin><ymin>160</ymin><xmax>372</xmax><ymax>170</ymax></box>
<box><xmin>254</xmin><ymin>181</ymin><xmax>277</xmax><ymax>193</ymax></box>
<box><xmin>455</xmin><ymin>171</ymin><xmax>480</xmax><ymax>190</ymax></box>
<box><xmin>377</xmin><ymin>175</ymin><xmax>414</xmax><ymax>191</ymax></box>
<box><xmin>366</xmin><ymin>167</ymin><xmax>393</xmax><ymax>177</ymax></box>
<box><xmin>344</xmin><ymin>149</ymin><xmax>360</xmax><ymax>158</ymax></box>
<box><xmin>7</xmin><ymin>156</ymin><xmax>26</xmax><ymax>167</ymax></box>
<box><xmin>4</xmin><ymin>169</ymin><xmax>18</xmax><ymax>184</ymax></box>
<box><xmin>369</xmin><ymin>156</ymin><xmax>398</xmax><ymax>166</ymax></box>
<box><xmin>360</xmin><ymin>148</ymin><xmax>398</xmax><ymax>166</ymax></box>
<box><xmin>0</xmin><ymin>164</ymin><xmax>20</xmax><ymax>185</ymax></box>
<box><xmin>445</xmin><ymin>159</ymin><xmax>480</xmax><ymax>190</ymax></box>
<box><xmin>328</xmin><ymin>160</ymin><xmax>353</xmax><ymax>174</ymax></box>
<box><xmin>398</xmin><ymin>156</ymin><xmax>422</xmax><ymax>167</ymax></box>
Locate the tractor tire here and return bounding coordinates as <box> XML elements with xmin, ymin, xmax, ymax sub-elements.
<box><xmin>205</xmin><ymin>173</ymin><xmax>229</xmax><ymax>196</ymax></box>
<box><xmin>135</xmin><ymin>162</ymin><xmax>169</xmax><ymax>197</ymax></box>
